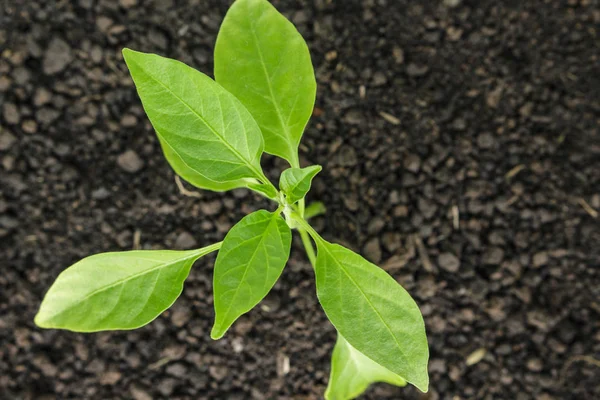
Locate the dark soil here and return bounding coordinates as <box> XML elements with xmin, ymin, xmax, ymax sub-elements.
<box><xmin>1</xmin><ymin>0</ymin><xmax>599</xmax><ymax>399</ymax></box>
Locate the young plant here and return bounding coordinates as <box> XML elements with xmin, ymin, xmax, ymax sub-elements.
<box><xmin>34</xmin><ymin>0</ymin><xmax>429</xmax><ymax>397</ymax></box>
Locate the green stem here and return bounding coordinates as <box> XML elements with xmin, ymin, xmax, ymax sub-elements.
<box><xmin>288</xmin><ymin>210</ymin><xmax>320</xmax><ymax>266</ymax></box>
<box><xmin>291</xmin><ymin>211</ymin><xmax>322</xmax><ymax>268</ymax></box>
<box><xmin>290</xmin><ymin>153</ymin><xmax>300</xmax><ymax>169</ymax></box>
<box><xmin>289</xmin><ymin>154</ymin><xmax>305</xmax><ymax>216</ymax></box>
<box><xmin>291</xmin><ymin>212</ymin><xmax>320</xmax><ymax>239</ymax></box>
<box><xmin>194</xmin><ymin>241</ymin><xmax>222</xmax><ymax>256</ymax></box>
<box><xmin>257</xmin><ymin>171</ymin><xmax>278</xmax><ymax>196</ymax></box>
<box><xmin>298</xmin><ymin>197</ymin><xmax>306</xmax><ymax>217</ymax></box>
<box><xmin>299</xmin><ymin>228</ymin><xmax>316</xmax><ymax>266</ymax></box>
<box><xmin>275</xmin><ymin>205</ymin><xmax>285</xmax><ymax>215</ymax></box>
<box><xmin>280</xmin><ymin>153</ymin><xmax>316</xmax><ymax>264</ymax></box>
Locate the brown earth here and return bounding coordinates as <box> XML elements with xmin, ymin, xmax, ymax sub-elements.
<box><xmin>1</xmin><ymin>0</ymin><xmax>599</xmax><ymax>399</ymax></box>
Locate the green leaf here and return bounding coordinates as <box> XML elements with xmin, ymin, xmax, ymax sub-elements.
<box><xmin>246</xmin><ymin>181</ymin><xmax>279</xmax><ymax>200</ymax></box>
<box><xmin>211</xmin><ymin>210</ymin><xmax>291</xmax><ymax>339</ymax></box>
<box><xmin>325</xmin><ymin>334</ymin><xmax>406</xmax><ymax>400</ymax></box>
<box><xmin>123</xmin><ymin>48</ymin><xmax>267</xmax><ymax>184</ymax></box>
<box><xmin>35</xmin><ymin>243</ymin><xmax>221</xmax><ymax>332</ymax></box>
<box><xmin>214</xmin><ymin>0</ymin><xmax>316</xmax><ymax>166</ymax></box>
<box><xmin>279</xmin><ymin>165</ymin><xmax>321</xmax><ymax>204</ymax></box>
<box><xmin>315</xmin><ymin>240</ymin><xmax>429</xmax><ymax>392</ymax></box>
<box><xmin>304</xmin><ymin>201</ymin><xmax>327</xmax><ymax>220</ymax></box>
<box><xmin>158</xmin><ymin>136</ymin><xmax>254</xmax><ymax>192</ymax></box>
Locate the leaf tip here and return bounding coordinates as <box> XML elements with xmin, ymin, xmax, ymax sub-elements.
<box><xmin>411</xmin><ymin>372</ymin><xmax>429</xmax><ymax>393</ymax></box>
<box><xmin>33</xmin><ymin>310</ymin><xmax>50</xmax><ymax>329</ymax></box>
<box><xmin>121</xmin><ymin>47</ymin><xmax>134</xmax><ymax>59</ymax></box>
<box><xmin>122</xmin><ymin>48</ymin><xmax>144</xmax><ymax>66</ymax></box>
<box><xmin>210</xmin><ymin>324</ymin><xmax>226</xmax><ymax>340</ymax></box>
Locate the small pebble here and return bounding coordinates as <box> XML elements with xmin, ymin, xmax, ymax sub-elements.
<box><xmin>438</xmin><ymin>252</ymin><xmax>460</xmax><ymax>272</ymax></box>
<box><xmin>406</xmin><ymin>63</ymin><xmax>429</xmax><ymax>77</ymax></box>
<box><xmin>2</xmin><ymin>102</ymin><xmax>20</xmax><ymax>125</ymax></box>
<box><xmin>174</xmin><ymin>231</ymin><xmax>197</xmax><ymax>249</ymax></box>
<box><xmin>0</xmin><ymin>130</ymin><xmax>17</xmax><ymax>150</ymax></box>
<box><xmin>117</xmin><ymin>150</ymin><xmax>144</xmax><ymax>173</ymax></box>
<box><xmin>43</xmin><ymin>38</ymin><xmax>73</xmax><ymax>75</ymax></box>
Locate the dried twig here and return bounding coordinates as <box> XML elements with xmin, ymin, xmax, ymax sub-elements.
<box><xmin>504</xmin><ymin>194</ymin><xmax>520</xmax><ymax>207</ymax></box>
<box><xmin>379</xmin><ymin>111</ymin><xmax>401</xmax><ymax>125</ymax></box>
<box><xmin>133</xmin><ymin>229</ymin><xmax>141</xmax><ymax>250</ymax></box>
<box><xmin>277</xmin><ymin>352</ymin><xmax>290</xmax><ymax>377</ymax></box>
<box><xmin>175</xmin><ymin>175</ymin><xmax>202</xmax><ymax>198</ymax></box>
<box><xmin>359</xmin><ymin>85</ymin><xmax>366</xmax><ymax>99</ymax></box>
<box><xmin>466</xmin><ymin>348</ymin><xmax>487</xmax><ymax>366</ymax></box>
<box><xmin>577</xmin><ymin>197</ymin><xmax>598</xmax><ymax>218</ymax></box>
<box><xmin>148</xmin><ymin>356</ymin><xmax>176</xmax><ymax>370</ymax></box>
<box><xmin>452</xmin><ymin>205</ymin><xmax>460</xmax><ymax>230</ymax></box>
<box><xmin>505</xmin><ymin>164</ymin><xmax>526</xmax><ymax>180</ymax></box>
<box><xmin>560</xmin><ymin>355</ymin><xmax>600</xmax><ymax>385</ymax></box>
<box><xmin>412</xmin><ymin>234</ymin><xmax>434</xmax><ymax>273</ymax></box>
<box><xmin>383</xmin><ymin>239</ymin><xmax>416</xmax><ymax>271</ymax></box>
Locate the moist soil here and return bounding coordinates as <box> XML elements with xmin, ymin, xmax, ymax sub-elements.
<box><xmin>1</xmin><ymin>0</ymin><xmax>599</xmax><ymax>399</ymax></box>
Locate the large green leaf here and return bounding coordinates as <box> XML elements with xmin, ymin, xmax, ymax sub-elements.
<box><xmin>123</xmin><ymin>48</ymin><xmax>267</xmax><ymax>184</ymax></box>
<box><xmin>158</xmin><ymin>136</ymin><xmax>254</xmax><ymax>192</ymax></box>
<box><xmin>279</xmin><ymin>165</ymin><xmax>321</xmax><ymax>204</ymax></box>
<box><xmin>35</xmin><ymin>244</ymin><xmax>221</xmax><ymax>332</ymax></box>
<box><xmin>214</xmin><ymin>0</ymin><xmax>317</xmax><ymax>166</ymax></box>
<box><xmin>315</xmin><ymin>240</ymin><xmax>429</xmax><ymax>392</ymax></box>
<box><xmin>211</xmin><ymin>210</ymin><xmax>291</xmax><ymax>339</ymax></box>
<box><xmin>326</xmin><ymin>334</ymin><xmax>406</xmax><ymax>400</ymax></box>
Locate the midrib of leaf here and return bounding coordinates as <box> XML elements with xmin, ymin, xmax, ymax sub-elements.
<box><xmin>217</xmin><ymin>217</ymin><xmax>276</xmax><ymax>257</ymax></box>
<box><xmin>158</xmin><ymin>130</ymin><xmax>226</xmax><ymax>183</ymax></box>
<box><xmin>344</xmin><ymin>341</ymin><xmax>361</xmax><ymax>371</ymax></box>
<box><xmin>284</xmin><ymin>173</ymin><xmax>308</xmax><ymax>196</ymax></box>
<box><xmin>137</xmin><ymin>63</ymin><xmax>265</xmax><ymax>180</ymax></box>
<box><xmin>247</xmin><ymin>11</ymin><xmax>299</xmax><ymax>166</ymax></box>
<box><xmin>127</xmin><ymin>265</ymin><xmax>162</xmax><ymax>323</ymax></box>
<box><xmin>318</xmin><ymin>242</ymin><xmax>412</xmax><ymax>371</ymax></box>
<box><xmin>327</xmin><ymin>339</ymin><xmax>363</xmax><ymax>399</ymax></box>
<box><xmin>224</xmin><ymin>86</ymin><xmax>253</xmax><ymax>158</ymax></box>
<box><xmin>94</xmin><ymin>276</ymin><xmax>128</xmax><ymax>325</ymax></box>
<box><xmin>40</xmin><ymin>247</ymin><xmax>217</xmax><ymax>322</ymax></box>
<box><xmin>219</xmin><ymin>214</ymin><xmax>278</xmax><ymax>324</ymax></box>
<box><xmin>285</xmin><ymin>93</ymin><xmax>302</xmax><ymax>127</ymax></box>
<box><xmin>341</xmin><ymin>349</ymin><xmax>373</xmax><ymax>398</ymax></box>
<box><xmin>336</xmin><ymin>356</ymin><xmax>357</xmax><ymax>391</ymax></box>
<box><xmin>344</xmin><ymin>337</ymin><xmax>405</xmax><ymax>382</ymax></box>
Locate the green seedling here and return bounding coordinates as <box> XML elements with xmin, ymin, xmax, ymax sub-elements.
<box><xmin>35</xmin><ymin>0</ymin><xmax>429</xmax><ymax>397</ymax></box>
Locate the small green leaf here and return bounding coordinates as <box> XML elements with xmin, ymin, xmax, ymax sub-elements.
<box><xmin>315</xmin><ymin>240</ymin><xmax>429</xmax><ymax>392</ymax></box>
<box><xmin>214</xmin><ymin>0</ymin><xmax>317</xmax><ymax>166</ymax></box>
<box><xmin>325</xmin><ymin>333</ymin><xmax>406</xmax><ymax>400</ymax></box>
<box><xmin>123</xmin><ymin>48</ymin><xmax>267</xmax><ymax>184</ymax></box>
<box><xmin>279</xmin><ymin>165</ymin><xmax>321</xmax><ymax>204</ymax></box>
<box><xmin>212</xmin><ymin>210</ymin><xmax>291</xmax><ymax>339</ymax></box>
<box><xmin>158</xmin><ymin>136</ymin><xmax>254</xmax><ymax>192</ymax></box>
<box><xmin>304</xmin><ymin>201</ymin><xmax>327</xmax><ymax>220</ymax></box>
<box><xmin>35</xmin><ymin>244</ymin><xmax>220</xmax><ymax>332</ymax></box>
<box><xmin>246</xmin><ymin>181</ymin><xmax>279</xmax><ymax>200</ymax></box>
